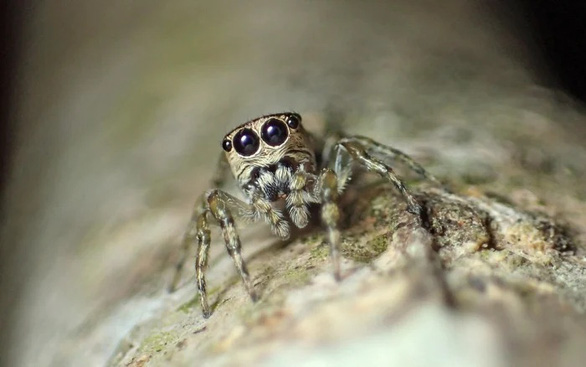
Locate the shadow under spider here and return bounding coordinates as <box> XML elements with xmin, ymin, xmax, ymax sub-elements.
<box><xmin>243</xmin><ymin>233</ymin><xmax>307</xmax><ymax>298</ymax></box>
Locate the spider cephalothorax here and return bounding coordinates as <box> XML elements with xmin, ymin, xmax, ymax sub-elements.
<box><xmin>220</xmin><ymin>113</ymin><xmax>320</xmax><ymax>236</ymax></box>
<box><xmin>171</xmin><ymin>112</ymin><xmax>441</xmax><ymax>317</ymax></box>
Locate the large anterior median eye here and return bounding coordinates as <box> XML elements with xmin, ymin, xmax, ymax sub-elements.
<box><xmin>261</xmin><ymin>119</ymin><xmax>288</xmax><ymax>146</ymax></box>
<box><xmin>233</xmin><ymin>128</ymin><xmax>260</xmax><ymax>156</ymax></box>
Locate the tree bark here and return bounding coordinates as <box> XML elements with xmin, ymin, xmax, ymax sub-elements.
<box><xmin>2</xmin><ymin>1</ymin><xmax>586</xmax><ymax>367</ymax></box>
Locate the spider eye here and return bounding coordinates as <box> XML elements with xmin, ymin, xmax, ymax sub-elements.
<box><xmin>233</xmin><ymin>128</ymin><xmax>260</xmax><ymax>156</ymax></box>
<box><xmin>222</xmin><ymin>139</ymin><xmax>232</xmax><ymax>152</ymax></box>
<box><xmin>261</xmin><ymin>119</ymin><xmax>288</xmax><ymax>146</ymax></box>
<box><xmin>285</xmin><ymin>113</ymin><xmax>301</xmax><ymax>129</ymax></box>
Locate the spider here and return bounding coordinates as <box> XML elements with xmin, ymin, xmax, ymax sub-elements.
<box><xmin>170</xmin><ymin>112</ymin><xmax>441</xmax><ymax>317</ymax></box>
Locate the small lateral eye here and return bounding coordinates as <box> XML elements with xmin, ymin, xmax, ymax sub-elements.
<box><xmin>222</xmin><ymin>139</ymin><xmax>232</xmax><ymax>152</ymax></box>
<box><xmin>285</xmin><ymin>113</ymin><xmax>301</xmax><ymax>129</ymax></box>
<box><xmin>261</xmin><ymin>119</ymin><xmax>288</xmax><ymax>146</ymax></box>
<box><xmin>233</xmin><ymin>128</ymin><xmax>260</xmax><ymax>156</ymax></box>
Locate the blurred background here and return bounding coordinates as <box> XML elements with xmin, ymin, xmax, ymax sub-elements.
<box><xmin>1</xmin><ymin>1</ymin><xmax>586</xmax><ymax>366</ymax></box>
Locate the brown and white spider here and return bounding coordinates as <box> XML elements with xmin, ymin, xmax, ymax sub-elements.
<box><xmin>170</xmin><ymin>112</ymin><xmax>441</xmax><ymax>317</ymax></box>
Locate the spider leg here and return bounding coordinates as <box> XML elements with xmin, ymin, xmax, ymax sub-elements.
<box><xmin>169</xmin><ymin>198</ymin><xmax>205</xmax><ymax>292</ymax></box>
<box><xmin>171</xmin><ymin>188</ymin><xmax>263</xmax><ymax>317</ymax></box>
<box><xmin>317</xmin><ymin>168</ymin><xmax>342</xmax><ymax>280</ymax></box>
<box><xmin>195</xmin><ymin>210</ymin><xmax>212</xmax><ymax>317</ymax></box>
<box><xmin>170</xmin><ymin>153</ymin><xmax>232</xmax><ymax>293</ymax></box>
<box><xmin>345</xmin><ymin>135</ymin><xmax>442</xmax><ymax>186</ymax></box>
<box><xmin>336</xmin><ymin>139</ymin><xmax>423</xmax><ymax>218</ymax></box>
<box><xmin>203</xmin><ymin>190</ymin><xmax>258</xmax><ymax>314</ymax></box>
<box><xmin>319</xmin><ymin>131</ymin><xmax>344</xmax><ymax>167</ymax></box>
<box><xmin>247</xmin><ymin>188</ymin><xmax>291</xmax><ymax>239</ymax></box>
<box><xmin>317</xmin><ymin>133</ymin><xmax>352</xmax><ymax>193</ymax></box>
<box><xmin>285</xmin><ymin>171</ymin><xmax>318</xmax><ymax>228</ymax></box>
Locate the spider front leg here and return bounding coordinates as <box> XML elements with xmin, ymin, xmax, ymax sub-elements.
<box><xmin>171</xmin><ymin>188</ymin><xmax>259</xmax><ymax>318</ymax></box>
<box><xmin>203</xmin><ymin>190</ymin><xmax>258</xmax><ymax>312</ymax></box>
<box><xmin>168</xmin><ymin>196</ymin><xmax>216</xmax><ymax>318</ymax></box>
<box><xmin>169</xmin><ymin>153</ymin><xmax>231</xmax><ymax>293</ymax></box>
<box><xmin>174</xmin><ymin>185</ymin><xmax>293</xmax><ymax>317</ymax></box>
<box><xmin>317</xmin><ymin>168</ymin><xmax>342</xmax><ymax>280</ymax></box>
<box><xmin>169</xmin><ymin>198</ymin><xmax>204</xmax><ymax>293</ymax></box>
<box><xmin>194</xmin><ymin>210</ymin><xmax>212</xmax><ymax>317</ymax></box>
<box><xmin>336</xmin><ymin>138</ymin><xmax>423</xmax><ymax>218</ymax></box>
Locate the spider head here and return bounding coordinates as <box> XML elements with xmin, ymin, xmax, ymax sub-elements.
<box><xmin>222</xmin><ymin>112</ymin><xmax>316</xmax><ymax>186</ymax></box>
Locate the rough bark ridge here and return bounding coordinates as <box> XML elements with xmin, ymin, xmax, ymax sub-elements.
<box><xmin>106</xmin><ymin>186</ymin><xmax>586</xmax><ymax>367</ymax></box>
<box><xmin>2</xmin><ymin>1</ymin><xmax>586</xmax><ymax>367</ymax></box>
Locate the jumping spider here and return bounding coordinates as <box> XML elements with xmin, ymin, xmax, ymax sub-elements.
<box><xmin>170</xmin><ymin>112</ymin><xmax>441</xmax><ymax>317</ymax></box>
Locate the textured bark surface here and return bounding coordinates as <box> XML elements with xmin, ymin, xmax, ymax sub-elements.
<box><xmin>2</xmin><ymin>1</ymin><xmax>586</xmax><ymax>367</ymax></box>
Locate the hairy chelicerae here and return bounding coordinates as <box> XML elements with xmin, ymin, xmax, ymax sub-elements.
<box><xmin>170</xmin><ymin>112</ymin><xmax>441</xmax><ymax>317</ymax></box>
